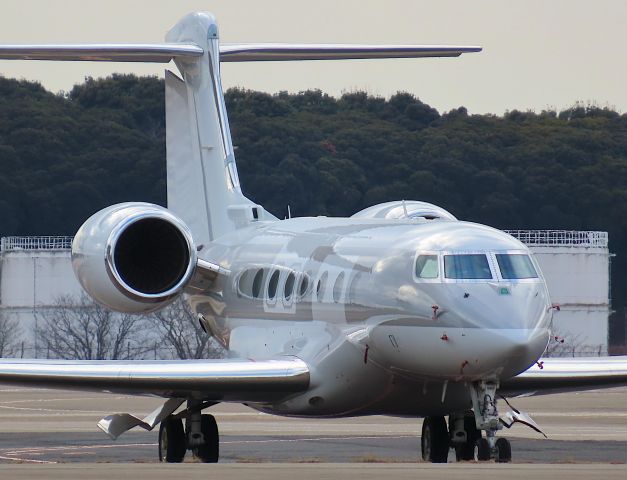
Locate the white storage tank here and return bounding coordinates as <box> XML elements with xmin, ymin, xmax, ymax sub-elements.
<box><xmin>0</xmin><ymin>237</ymin><xmax>82</xmax><ymax>356</ymax></box>
<box><xmin>506</xmin><ymin>230</ymin><xmax>611</xmax><ymax>356</ymax></box>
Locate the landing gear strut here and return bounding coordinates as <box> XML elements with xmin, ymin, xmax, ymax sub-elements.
<box><xmin>449</xmin><ymin>411</ymin><xmax>480</xmax><ymax>461</ymax></box>
<box><xmin>158</xmin><ymin>399</ymin><xmax>220</xmax><ymax>463</ymax></box>
<box><xmin>469</xmin><ymin>380</ymin><xmax>511</xmax><ymax>463</ymax></box>
<box><xmin>189</xmin><ymin>413</ymin><xmax>219</xmax><ymax>463</ymax></box>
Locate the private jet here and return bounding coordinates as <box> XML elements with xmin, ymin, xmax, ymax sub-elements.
<box><xmin>0</xmin><ymin>11</ymin><xmax>626</xmax><ymax>465</ymax></box>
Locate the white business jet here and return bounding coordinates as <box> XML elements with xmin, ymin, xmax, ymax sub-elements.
<box><xmin>0</xmin><ymin>11</ymin><xmax>625</xmax><ymax>465</ymax></box>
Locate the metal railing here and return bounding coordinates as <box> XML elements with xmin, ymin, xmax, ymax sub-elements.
<box><xmin>0</xmin><ymin>236</ymin><xmax>73</xmax><ymax>252</ymax></box>
<box><xmin>504</xmin><ymin>230</ymin><xmax>608</xmax><ymax>248</ymax></box>
<box><xmin>0</xmin><ymin>230</ymin><xmax>609</xmax><ymax>252</ymax></box>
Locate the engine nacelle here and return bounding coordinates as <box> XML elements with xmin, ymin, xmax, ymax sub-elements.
<box><xmin>352</xmin><ymin>200</ymin><xmax>457</xmax><ymax>221</ymax></box>
<box><xmin>71</xmin><ymin>202</ymin><xmax>197</xmax><ymax>313</ymax></box>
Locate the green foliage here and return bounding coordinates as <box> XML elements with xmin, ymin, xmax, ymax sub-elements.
<box><xmin>0</xmin><ymin>74</ymin><xmax>165</xmax><ymax>235</ymax></box>
<box><xmin>0</xmin><ymin>75</ymin><xmax>626</xmax><ymax>315</ymax></box>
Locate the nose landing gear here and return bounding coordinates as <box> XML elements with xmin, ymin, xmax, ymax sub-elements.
<box><xmin>468</xmin><ymin>380</ymin><xmax>511</xmax><ymax>463</ymax></box>
<box><xmin>449</xmin><ymin>411</ymin><xmax>480</xmax><ymax>461</ymax></box>
<box><xmin>422</xmin><ymin>380</ymin><xmax>513</xmax><ymax>463</ymax></box>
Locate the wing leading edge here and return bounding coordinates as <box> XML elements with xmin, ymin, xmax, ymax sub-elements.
<box><xmin>501</xmin><ymin>356</ymin><xmax>627</xmax><ymax>396</ymax></box>
<box><xmin>0</xmin><ymin>43</ymin><xmax>481</xmax><ymax>63</ymax></box>
<box><xmin>0</xmin><ymin>44</ymin><xmax>204</xmax><ymax>62</ymax></box>
<box><xmin>219</xmin><ymin>44</ymin><xmax>482</xmax><ymax>61</ymax></box>
<box><xmin>0</xmin><ymin>357</ymin><xmax>309</xmax><ymax>402</ymax></box>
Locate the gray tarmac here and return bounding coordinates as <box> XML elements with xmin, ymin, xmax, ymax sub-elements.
<box><xmin>1</xmin><ymin>386</ymin><xmax>627</xmax><ymax>478</ymax></box>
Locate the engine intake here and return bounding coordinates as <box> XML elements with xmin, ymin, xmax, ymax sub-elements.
<box><xmin>72</xmin><ymin>202</ymin><xmax>197</xmax><ymax>313</ymax></box>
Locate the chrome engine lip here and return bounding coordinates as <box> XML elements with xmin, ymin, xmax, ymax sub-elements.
<box><xmin>104</xmin><ymin>208</ymin><xmax>198</xmax><ymax>303</ymax></box>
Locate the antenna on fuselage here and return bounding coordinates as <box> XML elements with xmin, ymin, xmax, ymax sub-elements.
<box><xmin>287</xmin><ymin>205</ymin><xmax>292</xmax><ymax>219</ymax></box>
<box><xmin>402</xmin><ymin>200</ymin><xmax>409</xmax><ymax>218</ymax></box>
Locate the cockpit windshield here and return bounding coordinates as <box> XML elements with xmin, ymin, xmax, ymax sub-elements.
<box><xmin>444</xmin><ymin>254</ymin><xmax>492</xmax><ymax>279</ymax></box>
<box><xmin>496</xmin><ymin>254</ymin><xmax>538</xmax><ymax>279</ymax></box>
<box><xmin>415</xmin><ymin>255</ymin><xmax>439</xmax><ymax>279</ymax></box>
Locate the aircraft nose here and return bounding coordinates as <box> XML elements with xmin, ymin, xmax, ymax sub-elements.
<box><xmin>370</xmin><ymin>279</ymin><xmax>552</xmax><ymax>381</ymax></box>
<box><xmin>496</xmin><ymin>326</ymin><xmax>550</xmax><ymax>377</ymax></box>
<box><xmin>457</xmin><ymin>283</ymin><xmax>552</xmax><ymax>377</ymax></box>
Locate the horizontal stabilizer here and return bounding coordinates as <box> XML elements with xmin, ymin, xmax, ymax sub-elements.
<box><xmin>219</xmin><ymin>43</ymin><xmax>482</xmax><ymax>62</ymax></box>
<box><xmin>0</xmin><ymin>357</ymin><xmax>309</xmax><ymax>401</ymax></box>
<box><xmin>0</xmin><ymin>43</ymin><xmax>481</xmax><ymax>63</ymax></box>
<box><xmin>0</xmin><ymin>44</ymin><xmax>203</xmax><ymax>62</ymax></box>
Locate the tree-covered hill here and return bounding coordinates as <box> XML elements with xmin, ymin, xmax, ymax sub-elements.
<box><xmin>1</xmin><ymin>74</ymin><xmax>626</xmax><ymax>338</ymax></box>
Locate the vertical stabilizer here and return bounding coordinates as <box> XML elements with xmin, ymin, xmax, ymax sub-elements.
<box><xmin>0</xmin><ymin>10</ymin><xmax>480</xmax><ymax>244</ymax></box>
<box><xmin>165</xmin><ymin>12</ymin><xmax>267</xmax><ymax>245</ymax></box>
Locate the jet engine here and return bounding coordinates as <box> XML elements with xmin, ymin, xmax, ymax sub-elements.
<box><xmin>352</xmin><ymin>200</ymin><xmax>457</xmax><ymax>221</ymax></box>
<box><xmin>71</xmin><ymin>202</ymin><xmax>198</xmax><ymax>313</ymax></box>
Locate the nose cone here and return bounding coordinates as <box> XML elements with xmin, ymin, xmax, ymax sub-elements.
<box><xmin>369</xmin><ymin>281</ymin><xmax>552</xmax><ymax>381</ymax></box>
<box><xmin>370</xmin><ymin>323</ymin><xmax>550</xmax><ymax>382</ymax></box>
<box><xmin>489</xmin><ymin>326</ymin><xmax>551</xmax><ymax>378</ymax></box>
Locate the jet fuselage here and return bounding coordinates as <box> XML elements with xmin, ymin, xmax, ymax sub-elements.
<box><xmin>190</xmin><ymin>217</ymin><xmax>552</xmax><ymax>416</ymax></box>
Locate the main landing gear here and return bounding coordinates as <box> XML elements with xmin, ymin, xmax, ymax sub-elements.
<box><xmin>421</xmin><ymin>381</ymin><xmax>512</xmax><ymax>463</ymax></box>
<box><xmin>158</xmin><ymin>399</ymin><xmax>219</xmax><ymax>463</ymax></box>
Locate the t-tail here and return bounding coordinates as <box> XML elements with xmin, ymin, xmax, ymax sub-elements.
<box><xmin>0</xmin><ymin>10</ymin><xmax>481</xmax><ymax>247</ymax></box>
<box><xmin>163</xmin><ymin>13</ymin><xmax>267</xmax><ymax>246</ymax></box>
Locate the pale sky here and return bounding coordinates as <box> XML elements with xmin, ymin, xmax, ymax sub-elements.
<box><xmin>0</xmin><ymin>0</ymin><xmax>625</xmax><ymax>115</ymax></box>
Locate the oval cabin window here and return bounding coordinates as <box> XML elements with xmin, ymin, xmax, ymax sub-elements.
<box><xmin>267</xmin><ymin>270</ymin><xmax>280</xmax><ymax>300</ymax></box>
<box><xmin>252</xmin><ymin>269</ymin><xmax>264</xmax><ymax>298</ymax></box>
<box><xmin>299</xmin><ymin>274</ymin><xmax>309</xmax><ymax>298</ymax></box>
<box><xmin>284</xmin><ymin>272</ymin><xmax>295</xmax><ymax>302</ymax></box>
<box><xmin>333</xmin><ymin>272</ymin><xmax>345</xmax><ymax>303</ymax></box>
<box><xmin>316</xmin><ymin>271</ymin><xmax>328</xmax><ymax>302</ymax></box>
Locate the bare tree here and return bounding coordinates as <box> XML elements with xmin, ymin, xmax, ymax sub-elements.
<box><xmin>148</xmin><ymin>298</ymin><xmax>225</xmax><ymax>359</ymax></box>
<box><xmin>0</xmin><ymin>310</ymin><xmax>21</xmax><ymax>357</ymax></box>
<box><xmin>37</xmin><ymin>294</ymin><xmax>147</xmax><ymax>360</ymax></box>
<box><xmin>543</xmin><ymin>328</ymin><xmax>604</xmax><ymax>357</ymax></box>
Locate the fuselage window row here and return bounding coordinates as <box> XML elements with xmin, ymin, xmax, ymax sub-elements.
<box><xmin>237</xmin><ymin>267</ymin><xmax>314</xmax><ymax>304</ymax></box>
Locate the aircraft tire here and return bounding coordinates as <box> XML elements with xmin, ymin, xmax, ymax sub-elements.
<box><xmin>455</xmin><ymin>443</ymin><xmax>475</xmax><ymax>461</ymax></box>
<box><xmin>474</xmin><ymin>438</ymin><xmax>490</xmax><ymax>461</ymax></box>
<box><xmin>495</xmin><ymin>437</ymin><xmax>512</xmax><ymax>463</ymax></box>
<box><xmin>421</xmin><ymin>416</ymin><xmax>449</xmax><ymax>463</ymax></box>
<box><xmin>159</xmin><ymin>417</ymin><xmax>186</xmax><ymax>463</ymax></box>
<box><xmin>193</xmin><ymin>414</ymin><xmax>220</xmax><ymax>463</ymax></box>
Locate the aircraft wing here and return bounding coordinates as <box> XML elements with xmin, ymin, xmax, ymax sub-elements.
<box><xmin>500</xmin><ymin>356</ymin><xmax>627</xmax><ymax>396</ymax></box>
<box><xmin>0</xmin><ymin>43</ymin><xmax>481</xmax><ymax>63</ymax></box>
<box><xmin>0</xmin><ymin>357</ymin><xmax>309</xmax><ymax>402</ymax></box>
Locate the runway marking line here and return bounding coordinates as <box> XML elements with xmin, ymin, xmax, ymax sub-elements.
<box><xmin>0</xmin><ymin>405</ymin><xmax>107</xmax><ymax>414</ymax></box>
<box><xmin>0</xmin><ymin>436</ymin><xmax>418</xmax><ymax>463</ymax></box>
<box><xmin>0</xmin><ymin>443</ymin><xmax>156</xmax><ymax>455</ymax></box>
<box><xmin>0</xmin><ymin>455</ymin><xmax>57</xmax><ymax>464</ymax></box>
<box><xmin>0</xmin><ymin>396</ymin><xmax>129</xmax><ymax>404</ymax></box>
<box><xmin>222</xmin><ymin>435</ymin><xmax>417</xmax><ymax>444</ymax></box>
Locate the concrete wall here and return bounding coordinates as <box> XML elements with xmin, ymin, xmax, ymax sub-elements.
<box><xmin>0</xmin><ymin>249</ymin><xmax>83</xmax><ymax>356</ymax></box>
<box><xmin>530</xmin><ymin>245</ymin><xmax>610</xmax><ymax>356</ymax></box>
<box><xmin>1</xmin><ymin>250</ymin><xmax>81</xmax><ymax>307</ymax></box>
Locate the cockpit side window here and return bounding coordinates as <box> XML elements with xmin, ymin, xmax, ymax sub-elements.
<box><xmin>444</xmin><ymin>254</ymin><xmax>492</xmax><ymax>279</ymax></box>
<box><xmin>415</xmin><ymin>255</ymin><xmax>439</xmax><ymax>279</ymax></box>
<box><xmin>496</xmin><ymin>254</ymin><xmax>538</xmax><ymax>279</ymax></box>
